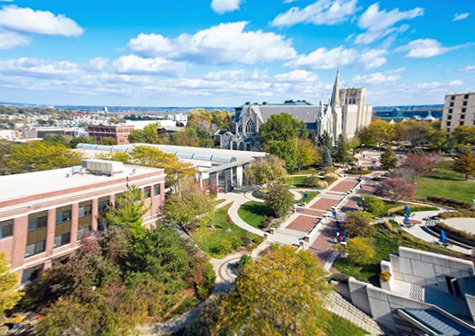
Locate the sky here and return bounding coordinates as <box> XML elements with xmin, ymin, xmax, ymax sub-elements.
<box><xmin>0</xmin><ymin>0</ymin><xmax>473</xmax><ymax>107</ymax></box>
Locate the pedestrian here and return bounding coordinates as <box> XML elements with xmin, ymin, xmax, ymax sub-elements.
<box><xmin>338</xmin><ymin>236</ymin><xmax>343</xmax><ymax>242</ymax></box>
<box><xmin>336</xmin><ymin>232</ymin><xmax>340</xmax><ymax>237</ymax></box>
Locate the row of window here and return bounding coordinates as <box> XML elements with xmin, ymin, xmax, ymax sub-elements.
<box><xmin>451</xmin><ymin>94</ymin><xmax>470</xmax><ymax>100</ymax></box>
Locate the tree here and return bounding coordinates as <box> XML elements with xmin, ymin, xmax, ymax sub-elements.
<box><xmin>4</xmin><ymin>142</ymin><xmax>82</xmax><ymax>174</ymax></box>
<box><xmin>400</xmin><ymin>153</ymin><xmax>434</xmax><ymax>176</ymax></box>
<box><xmin>322</xmin><ymin>146</ymin><xmax>333</xmax><ymax>167</ymax></box>
<box><xmin>375</xmin><ymin>178</ymin><xmax>416</xmax><ymax>203</ymax></box>
<box><xmin>295</xmin><ymin>137</ymin><xmax>318</xmax><ymax>170</ymax></box>
<box><xmin>243</xmin><ymin>156</ymin><xmax>287</xmax><ymax>185</ymax></box>
<box><xmin>69</xmin><ymin>136</ymin><xmax>95</xmax><ymax>149</ymax></box>
<box><xmin>426</xmin><ymin>128</ymin><xmax>448</xmax><ymax>153</ymax></box>
<box><xmin>333</xmin><ymin>134</ymin><xmax>352</xmax><ymax>164</ymax></box>
<box><xmin>260</xmin><ymin>112</ymin><xmax>308</xmax><ymax>143</ymax></box>
<box><xmin>347</xmin><ymin>238</ymin><xmax>375</xmax><ymax>265</ymax></box>
<box><xmin>128</xmin><ymin>123</ymin><xmax>161</xmax><ymax>144</ymax></box>
<box><xmin>43</xmin><ymin>134</ymin><xmax>70</xmax><ymax>147</ymax></box>
<box><xmin>452</xmin><ymin>148</ymin><xmax>475</xmax><ymax>180</ymax></box>
<box><xmin>0</xmin><ymin>253</ymin><xmax>23</xmax><ymax>321</ymax></box>
<box><xmin>216</xmin><ymin>245</ymin><xmax>331</xmax><ymax>336</ymax></box>
<box><xmin>320</xmin><ymin>130</ymin><xmax>332</xmax><ymax>148</ymax></box>
<box><xmin>359</xmin><ymin>120</ymin><xmax>394</xmax><ymax>148</ymax></box>
<box><xmin>344</xmin><ymin>212</ymin><xmax>376</xmax><ymax>237</ymax></box>
<box><xmin>265</xmin><ymin>184</ymin><xmax>294</xmax><ymax>218</ymax></box>
<box><xmin>265</xmin><ymin>141</ymin><xmax>298</xmax><ymax>169</ymax></box>
<box><xmin>363</xmin><ymin>195</ymin><xmax>385</xmax><ymax>217</ymax></box>
<box><xmin>98</xmin><ymin>137</ymin><xmax>117</xmax><ymax>145</ymax></box>
<box><xmin>165</xmin><ymin>184</ymin><xmax>216</xmax><ymax>230</ymax></box>
<box><xmin>380</xmin><ymin>146</ymin><xmax>397</xmax><ymax>170</ymax></box>
<box><xmin>452</xmin><ymin>126</ymin><xmax>475</xmax><ymax>145</ymax></box>
<box><xmin>104</xmin><ymin>186</ymin><xmax>150</xmax><ymax>237</ymax></box>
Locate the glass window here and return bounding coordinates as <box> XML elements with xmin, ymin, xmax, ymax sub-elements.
<box><xmin>28</xmin><ymin>216</ymin><xmax>47</xmax><ymax>232</ymax></box>
<box><xmin>78</xmin><ymin>205</ymin><xmax>92</xmax><ymax>218</ymax></box>
<box><xmin>55</xmin><ymin>210</ymin><xmax>71</xmax><ymax>224</ymax></box>
<box><xmin>98</xmin><ymin>200</ymin><xmax>109</xmax><ymax>213</ymax></box>
<box><xmin>21</xmin><ymin>265</ymin><xmax>43</xmax><ymax>284</ymax></box>
<box><xmin>462</xmin><ymin>108</ymin><xmax>467</xmax><ymax>113</ymax></box>
<box><xmin>77</xmin><ymin>226</ymin><xmax>91</xmax><ymax>240</ymax></box>
<box><xmin>0</xmin><ymin>219</ymin><xmax>13</xmax><ymax>239</ymax></box>
<box><xmin>25</xmin><ymin>240</ymin><xmax>45</xmax><ymax>257</ymax></box>
<box><xmin>153</xmin><ymin>184</ymin><xmax>161</xmax><ymax>197</ymax></box>
<box><xmin>144</xmin><ymin>187</ymin><xmax>151</xmax><ymax>199</ymax></box>
<box><xmin>54</xmin><ymin>232</ymin><xmax>70</xmax><ymax>248</ymax></box>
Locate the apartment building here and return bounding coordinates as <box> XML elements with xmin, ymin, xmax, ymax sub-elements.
<box><xmin>0</xmin><ymin>159</ymin><xmax>165</xmax><ymax>284</ymax></box>
<box><xmin>442</xmin><ymin>91</ymin><xmax>475</xmax><ymax>133</ymax></box>
<box><xmin>87</xmin><ymin>124</ymin><xmax>135</xmax><ymax>144</ymax></box>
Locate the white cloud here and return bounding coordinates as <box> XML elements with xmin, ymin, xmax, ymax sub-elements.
<box><xmin>459</xmin><ymin>65</ymin><xmax>475</xmax><ymax>74</ymax></box>
<box><xmin>113</xmin><ymin>55</ymin><xmax>188</xmax><ymax>76</ymax></box>
<box><xmin>396</xmin><ymin>38</ymin><xmax>465</xmax><ymax>58</ymax></box>
<box><xmin>271</xmin><ymin>0</ymin><xmax>359</xmax><ymax>27</ymax></box>
<box><xmin>204</xmin><ymin>69</ymin><xmax>268</xmax><ymax>81</ymax></box>
<box><xmin>0</xmin><ymin>5</ymin><xmax>83</xmax><ymax>36</ymax></box>
<box><xmin>84</xmin><ymin>57</ymin><xmax>109</xmax><ymax>71</ymax></box>
<box><xmin>0</xmin><ymin>28</ymin><xmax>29</xmax><ymax>49</ymax></box>
<box><xmin>385</xmin><ymin>67</ymin><xmax>406</xmax><ymax>74</ymax></box>
<box><xmin>449</xmin><ymin>80</ymin><xmax>464</xmax><ymax>86</ymax></box>
<box><xmin>354</xmin><ymin>3</ymin><xmax>423</xmax><ymax>44</ymax></box>
<box><xmin>211</xmin><ymin>0</ymin><xmax>242</xmax><ymax>14</ymax></box>
<box><xmin>283</xmin><ymin>0</ymin><xmax>298</xmax><ymax>3</ymax></box>
<box><xmin>128</xmin><ymin>22</ymin><xmax>296</xmax><ymax>65</ymax></box>
<box><xmin>285</xmin><ymin>46</ymin><xmax>387</xmax><ymax>70</ymax></box>
<box><xmin>352</xmin><ymin>72</ymin><xmax>402</xmax><ymax>84</ymax></box>
<box><xmin>0</xmin><ymin>57</ymin><xmax>80</xmax><ymax>78</ymax></box>
<box><xmin>453</xmin><ymin>13</ymin><xmax>469</xmax><ymax>22</ymax></box>
<box><xmin>274</xmin><ymin>70</ymin><xmax>319</xmax><ymax>82</ymax></box>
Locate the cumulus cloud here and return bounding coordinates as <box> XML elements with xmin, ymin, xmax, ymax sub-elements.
<box><xmin>352</xmin><ymin>72</ymin><xmax>402</xmax><ymax>84</ymax></box>
<box><xmin>271</xmin><ymin>0</ymin><xmax>359</xmax><ymax>27</ymax></box>
<box><xmin>358</xmin><ymin>49</ymin><xmax>387</xmax><ymax>70</ymax></box>
<box><xmin>396</xmin><ymin>38</ymin><xmax>467</xmax><ymax>58</ymax></box>
<box><xmin>459</xmin><ymin>65</ymin><xmax>475</xmax><ymax>74</ymax></box>
<box><xmin>283</xmin><ymin>0</ymin><xmax>299</xmax><ymax>3</ymax></box>
<box><xmin>113</xmin><ymin>55</ymin><xmax>188</xmax><ymax>76</ymax></box>
<box><xmin>0</xmin><ymin>57</ymin><xmax>80</xmax><ymax>78</ymax></box>
<box><xmin>127</xmin><ymin>22</ymin><xmax>296</xmax><ymax>65</ymax></box>
<box><xmin>211</xmin><ymin>0</ymin><xmax>242</xmax><ymax>14</ymax></box>
<box><xmin>353</xmin><ymin>3</ymin><xmax>423</xmax><ymax>44</ymax></box>
<box><xmin>0</xmin><ymin>5</ymin><xmax>83</xmax><ymax>36</ymax></box>
<box><xmin>453</xmin><ymin>13</ymin><xmax>469</xmax><ymax>22</ymax></box>
<box><xmin>274</xmin><ymin>70</ymin><xmax>319</xmax><ymax>82</ymax></box>
<box><xmin>84</xmin><ymin>57</ymin><xmax>109</xmax><ymax>71</ymax></box>
<box><xmin>0</xmin><ymin>28</ymin><xmax>29</xmax><ymax>49</ymax></box>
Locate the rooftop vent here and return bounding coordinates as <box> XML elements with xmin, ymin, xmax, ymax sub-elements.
<box><xmin>81</xmin><ymin>159</ymin><xmax>124</xmax><ymax>176</ymax></box>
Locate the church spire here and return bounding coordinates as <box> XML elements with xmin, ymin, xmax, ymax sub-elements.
<box><xmin>330</xmin><ymin>69</ymin><xmax>340</xmax><ymax>106</ymax></box>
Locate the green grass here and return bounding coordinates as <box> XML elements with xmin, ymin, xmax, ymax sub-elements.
<box><xmin>431</xmin><ymin>167</ymin><xmax>466</xmax><ymax>181</ymax></box>
<box><xmin>238</xmin><ymin>201</ymin><xmax>271</xmax><ymax>228</ymax></box>
<box><xmin>381</xmin><ymin>201</ymin><xmax>438</xmax><ymax>215</ymax></box>
<box><xmin>416</xmin><ymin>176</ymin><xmax>475</xmax><ymax>204</ymax></box>
<box><xmin>297</xmin><ymin>191</ymin><xmax>319</xmax><ymax>206</ymax></box>
<box><xmin>192</xmin><ymin>203</ymin><xmax>249</xmax><ymax>259</ymax></box>
<box><xmin>321</xmin><ymin>311</ymin><xmax>369</xmax><ymax>336</ymax></box>
<box><xmin>290</xmin><ymin>176</ymin><xmax>307</xmax><ymax>187</ymax></box>
<box><xmin>170</xmin><ymin>297</ymin><xmax>200</xmax><ymax>316</ymax></box>
<box><xmin>287</xmin><ymin>169</ymin><xmax>314</xmax><ymax>175</ymax></box>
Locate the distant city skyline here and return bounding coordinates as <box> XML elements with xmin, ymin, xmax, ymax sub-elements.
<box><xmin>0</xmin><ymin>0</ymin><xmax>473</xmax><ymax>106</ymax></box>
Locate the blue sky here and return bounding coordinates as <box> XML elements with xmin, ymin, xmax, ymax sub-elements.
<box><xmin>0</xmin><ymin>0</ymin><xmax>473</xmax><ymax>106</ymax></box>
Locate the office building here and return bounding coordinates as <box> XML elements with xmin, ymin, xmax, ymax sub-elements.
<box><xmin>87</xmin><ymin>124</ymin><xmax>135</xmax><ymax>144</ymax></box>
<box><xmin>0</xmin><ymin>159</ymin><xmax>165</xmax><ymax>284</ymax></box>
<box><xmin>442</xmin><ymin>91</ymin><xmax>475</xmax><ymax>133</ymax></box>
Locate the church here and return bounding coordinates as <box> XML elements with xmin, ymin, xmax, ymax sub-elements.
<box><xmin>215</xmin><ymin>71</ymin><xmax>373</xmax><ymax>151</ymax></box>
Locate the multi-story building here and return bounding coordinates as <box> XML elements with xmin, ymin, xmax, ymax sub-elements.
<box><xmin>21</xmin><ymin>126</ymin><xmax>88</xmax><ymax>139</ymax></box>
<box><xmin>87</xmin><ymin>124</ymin><xmax>135</xmax><ymax>144</ymax></box>
<box><xmin>442</xmin><ymin>91</ymin><xmax>475</xmax><ymax>133</ymax></box>
<box><xmin>0</xmin><ymin>159</ymin><xmax>165</xmax><ymax>284</ymax></box>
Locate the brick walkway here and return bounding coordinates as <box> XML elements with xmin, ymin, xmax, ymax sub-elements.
<box><xmin>308</xmin><ymin>220</ymin><xmax>339</xmax><ymax>268</ymax></box>
<box><xmin>329</xmin><ymin>180</ymin><xmax>358</xmax><ymax>193</ymax></box>
<box><xmin>340</xmin><ymin>196</ymin><xmax>360</xmax><ymax>212</ymax></box>
<box><xmin>286</xmin><ymin>215</ymin><xmax>320</xmax><ymax>232</ymax></box>
<box><xmin>311</xmin><ymin>197</ymin><xmax>339</xmax><ymax>210</ymax></box>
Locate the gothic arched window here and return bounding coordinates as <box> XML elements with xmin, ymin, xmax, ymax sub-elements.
<box><xmin>238</xmin><ymin>124</ymin><xmax>242</xmax><ymax>133</ymax></box>
<box><xmin>245</xmin><ymin>119</ymin><xmax>255</xmax><ymax>133</ymax></box>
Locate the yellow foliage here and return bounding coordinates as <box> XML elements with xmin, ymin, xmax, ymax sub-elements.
<box><xmin>0</xmin><ymin>253</ymin><xmax>23</xmax><ymax>321</ymax></box>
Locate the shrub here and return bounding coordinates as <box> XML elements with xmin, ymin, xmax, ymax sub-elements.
<box><xmin>380</xmin><ymin>271</ymin><xmax>391</xmax><ymax>282</ymax></box>
<box><xmin>427</xmin><ymin>196</ymin><xmax>471</xmax><ymax>209</ymax></box>
<box><xmin>323</xmin><ymin>166</ymin><xmax>335</xmax><ymax>174</ymax></box>
<box><xmin>324</xmin><ymin>173</ymin><xmax>339</xmax><ymax>183</ymax></box>
<box><xmin>382</xmin><ymin>219</ymin><xmax>398</xmax><ymax>233</ymax></box>
<box><xmin>253</xmin><ymin>235</ymin><xmax>264</xmax><ymax>246</ymax></box>
<box><xmin>440</xmin><ymin>210</ymin><xmax>475</xmax><ymax>219</ymax></box>
<box><xmin>387</xmin><ymin>205</ymin><xmax>405</xmax><ymax>215</ymax></box>
<box><xmin>246</xmin><ymin>243</ymin><xmax>257</xmax><ymax>252</ymax></box>
<box><xmin>363</xmin><ymin>195</ymin><xmax>385</xmax><ymax>217</ymax></box>
<box><xmin>252</xmin><ymin>189</ymin><xmax>267</xmax><ymax>200</ymax></box>
<box><xmin>391</xmin><ymin>206</ymin><xmax>439</xmax><ymax>216</ymax></box>
<box><xmin>344</xmin><ymin>212</ymin><xmax>376</xmax><ymax>237</ymax></box>
<box><xmin>346</xmin><ymin>168</ymin><xmax>371</xmax><ymax>175</ymax></box>
<box><xmin>230</xmin><ymin>236</ymin><xmax>243</xmax><ymax>249</ymax></box>
<box><xmin>330</xmin><ymin>273</ymin><xmax>350</xmax><ymax>283</ymax></box>
<box><xmin>241</xmin><ymin>236</ymin><xmax>251</xmax><ymax>246</ymax></box>
<box><xmin>316</xmin><ymin>180</ymin><xmax>329</xmax><ymax>189</ymax></box>
<box><xmin>237</xmin><ymin>255</ymin><xmax>252</xmax><ymax>271</ymax></box>
<box><xmin>437</xmin><ymin>222</ymin><xmax>475</xmax><ymax>243</ymax></box>
<box><xmin>303</xmin><ymin>175</ymin><xmax>320</xmax><ymax>188</ymax></box>
<box><xmin>218</xmin><ymin>240</ymin><xmax>233</xmax><ymax>255</ymax></box>
<box><xmin>262</xmin><ymin>216</ymin><xmax>274</xmax><ymax>229</ymax></box>
<box><xmin>347</xmin><ymin>238</ymin><xmax>376</xmax><ymax>265</ymax></box>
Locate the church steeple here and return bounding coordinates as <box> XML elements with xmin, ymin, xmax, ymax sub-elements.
<box><xmin>330</xmin><ymin>69</ymin><xmax>340</xmax><ymax>107</ymax></box>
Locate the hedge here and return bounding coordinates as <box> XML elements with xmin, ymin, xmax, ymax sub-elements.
<box><xmin>346</xmin><ymin>168</ymin><xmax>371</xmax><ymax>175</ymax></box>
<box><xmin>391</xmin><ymin>206</ymin><xmax>439</xmax><ymax>216</ymax></box>
<box><xmin>427</xmin><ymin>196</ymin><xmax>471</xmax><ymax>209</ymax></box>
<box><xmin>435</xmin><ymin>222</ymin><xmax>475</xmax><ymax>244</ymax></box>
<box><xmin>440</xmin><ymin>210</ymin><xmax>475</xmax><ymax>219</ymax></box>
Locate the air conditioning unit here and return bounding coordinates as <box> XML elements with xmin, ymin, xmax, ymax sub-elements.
<box><xmin>81</xmin><ymin>159</ymin><xmax>124</xmax><ymax>174</ymax></box>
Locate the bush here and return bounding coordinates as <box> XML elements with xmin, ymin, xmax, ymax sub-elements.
<box><xmin>252</xmin><ymin>189</ymin><xmax>267</xmax><ymax>200</ymax></box>
<box><xmin>330</xmin><ymin>273</ymin><xmax>350</xmax><ymax>283</ymax></box>
<box><xmin>363</xmin><ymin>195</ymin><xmax>385</xmax><ymax>217</ymax></box>
<box><xmin>346</xmin><ymin>168</ymin><xmax>371</xmax><ymax>175</ymax></box>
<box><xmin>347</xmin><ymin>238</ymin><xmax>376</xmax><ymax>265</ymax></box>
<box><xmin>437</xmin><ymin>222</ymin><xmax>475</xmax><ymax>243</ymax></box>
<box><xmin>324</xmin><ymin>173</ymin><xmax>339</xmax><ymax>183</ymax></box>
<box><xmin>241</xmin><ymin>236</ymin><xmax>251</xmax><ymax>246</ymax></box>
<box><xmin>262</xmin><ymin>216</ymin><xmax>274</xmax><ymax>229</ymax></box>
<box><xmin>344</xmin><ymin>212</ymin><xmax>376</xmax><ymax>237</ymax></box>
<box><xmin>427</xmin><ymin>196</ymin><xmax>471</xmax><ymax>209</ymax></box>
<box><xmin>230</xmin><ymin>236</ymin><xmax>242</xmax><ymax>249</ymax></box>
<box><xmin>317</xmin><ymin>180</ymin><xmax>329</xmax><ymax>189</ymax></box>
<box><xmin>440</xmin><ymin>210</ymin><xmax>475</xmax><ymax>219</ymax></box>
<box><xmin>303</xmin><ymin>175</ymin><xmax>320</xmax><ymax>188</ymax></box>
<box><xmin>253</xmin><ymin>235</ymin><xmax>264</xmax><ymax>246</ymax></box>
<box><xmin>238</xmin><ymin>255</ymin><xmax>252</xmax><ymax>271</ymax></box>
<box><xmin>218</xmin><ymin>239</ymin><xmax>233</xmax><ymax>255</ymax></box>
<box><xmin>246</xmin><ymin>243</ymin><xmax>257</xmax><ymax>252</ymax></box>
<box><xmin>381</xmin><ymin>219</ymin><xmax>398</xmax><ymax>233</ymax></box>
<box><xmin>391</xmin><ymin>206</ymin><xmax>439</xmax><ymax>216</ymax></box>
<box><xmin>323</xmin><ymin>166</ymin><xmax>335</xmax><ymax>174</ymax></box>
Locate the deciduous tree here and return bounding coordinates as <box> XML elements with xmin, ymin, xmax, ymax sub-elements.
<box><xmin>375</xmin><ymin>177</ymin><xmax>416</xmax><ymax>203</ymax></box>
<box><xmin>347</xmin><ymin>238</ymin><xmax>375</xmax><ymax>265</ymax></box>
<box><xmin>344</xmin><ymin>212</ymin><xmax>376</xmax><ymax>237</ymax></box>
<box><xmin>260</xmin><ymin>112</ymin><xmax>308</xmax><ymax>143</ymax></box>
<box><xmin>243</xmin><ymin>156</ymin><xmax>287</xmax><ymax>185</ymax></box>
<box><xmin>265</xmin><ymin>184</ymin><xmax>294</xmax><ymax>218</ymax></box>
<box><xmin>265</xmin><ymin>141</ymin><xmax>298</xmax><ymax>169</ymax></box>
<box><xmin>400</xmin><ymin>153</ymin><xmax>434</xmax><ymax>176</ymax></box>
<box><xmin>98</xmin><ymin>137</ymin><xmax>117</xmax><ymax>145</ymax></box>
<box><xmin>363</xmin><ymin>195</ymin><xmax>385</xmax><ymax>217</ymax></box>
<box><xmin>295</xmin><ymin>137</ymin><xmax>318</xmax><ymax>170</ymax></box>
<box><xmin>0</xmin><ymin>253</ymin><xmax>23</xmax><ymax>322</ymax></box>
<box><xmin>452</xmin><ymin>148</ymin><xmax>475</xmax><ymax>180</ymax></box>
<box><xmin>216</xmin><ymin>245</ymin><xmax>331</xmax><ymax>336</ymax></box>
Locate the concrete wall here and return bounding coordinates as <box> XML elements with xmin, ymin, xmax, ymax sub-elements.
<box><xmin>390</xmin><ymin>247</ymin><xmax>474</xmax><ymax>292</ymax></box>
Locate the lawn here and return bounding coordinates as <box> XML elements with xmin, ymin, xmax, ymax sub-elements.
<box><xmin>290</xmin><ymin>176</ymin><xmax>307</xmax><ymax>187</ymax></box>
<box><xmin>381</xmin><ymin>201</ymin><xmax>438</xmax><ymax>215</ymax></box>
<box><xmin>322</xmin><ymin>311</ymin><xmax>368</xmax><ymax>336</ymax></box>
<box><xmin>238</xmin><ymin>201</ymin><xmax>271</xmax><ymax>228</ymax></box>
<box><xmin>288</xmin><ymin>169</ymin><xmax>314</xmax><ymax>175</ymax></box>
<box><xmin>192</xmin><ymin>203</ymin><xmax>249</xmax><ymax>259</ymax></box>
<box><xmin>416</xmin><ymin>176</ymin><xmax>475</xmax><ymax>204</ymax></box>
<box><xmin>297</xmin><ymin>191</ymin><xmax>319</xmax><ymax>206</ymax></box>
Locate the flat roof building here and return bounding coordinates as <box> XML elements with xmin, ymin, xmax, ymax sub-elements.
<box><xmin>87</xmin><ymin>124</ymin><xmax>135</xmax><ymax>145</ymax></box>
<box><xmin>0</xmin><ymin>160</ymin><xmax>165</xmax><ymax>284</ymax></box>
<box><xmin>442</xmin><ymin>91</ymin><xmax>475</xmax><ymax>133</ymax></box>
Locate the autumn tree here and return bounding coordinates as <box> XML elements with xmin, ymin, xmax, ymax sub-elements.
<box><xmin>0</xmin><ymin>253</ymin><xmax>23</xmax><ymax>322</ymax></box>
<box><xmin>359</xmin><ymin>120</ymin><xmax>394</xmax><ymax>149</ymax></box>
<box><xmin>243</xmin><ymin>155</ymin><xmax>287</xmax><ymax>185</ymax></box>
<box><xmin>375</xmin><ymin>177</ymin><xmax>416</xmax><ymax>203</ymax></box>
<box><xmin>452</xmin><ymin>126</ymin><xmax>475</xmax><ymax>145</ymax></box>
<box><xmin>165</xmin><ymin>184</ymin><xmax>216</xmax><ymax>230</ymax></box>
<box><xmin>128</xmin><ymin>122</ymin><xmax>162</xmax><ymax>144</ymax></box>
<box><xmin>295</xmin><ymin>137</ymin><xmax>318</xmax><ymax>170</ymax></box>
<box><xmin>452</xmin><ymin>148</ymin><xmax>475</xmax><ymax>180</ymax></box>
<box><xmin>380</xmin><ymin>146</ymin><xmax>398</xmax><ymax>170</ymax></box>
<box><xmin>347</xmin><ymin>238</ymin><xmax>375</xmax><ymax>265</ymax></box>
<box><xmin>4</xmin><ymin>141</ymin><xmax>82</xmax><ymax>174</ymax></box>
<box><xmin>265</xmin><ymin>184</ymin><xmax>294</xmax><ymax>218</ymax></box>
<box><xmin>260</xmin><ymin>112</ymin><xmax>308</xmax><ymax>144</ymax></box>
<box><xmin>216</xmin><ymin>245</ymin><xmax>331</xmax><ymax>336</ymax></box>
<box><xmin>344</xmin><ymin>212</ymin><xmax>376</xmax><ymax>237</ymax></box>
<box><xmin>400</xmin><ymin>153</ymin><xmax>434</xmax><ymax>176</ymax></box>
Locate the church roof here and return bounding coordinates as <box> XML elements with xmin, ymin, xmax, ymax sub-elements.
<box><xmin>235</xmin><ymin>103</ymin><xmax>322</xmax><ymax>124</ymax></box>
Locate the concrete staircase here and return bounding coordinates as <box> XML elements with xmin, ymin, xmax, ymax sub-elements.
<box><xmin>326</xmin><ymin>292</ymin><xmax>385</xmax><ymax>336</ymax></box>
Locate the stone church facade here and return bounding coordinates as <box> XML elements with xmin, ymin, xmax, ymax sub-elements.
<box><xmin>215</xmin><ymin>71</ymin><xmax>373</xmax><ymax>151</ymax></box>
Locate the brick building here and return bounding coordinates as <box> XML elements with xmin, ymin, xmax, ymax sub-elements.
<box><xmin>0</xmin><ymin>159</ymin><xmax>165</xmax><ymax>284</ymax></box>
<box><xmin>87</xmin><ymin>124</ymin><xmax>135</xmax><ymax>144</ymax></box>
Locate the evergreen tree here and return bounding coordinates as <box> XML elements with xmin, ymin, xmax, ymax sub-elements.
<box><xmin>320</xmin><ymin>131</ymin><xmax>332</xmax><ymax>148</ymax></box>
<box><xmin>333</xmin><ymin>134</ymin><xmax>352</xmax><ymax>164</ymax></box>
<box><xmin>322</xmin><ymin>146</ymin><xmax>333</xmax><ymax>167</ymax></box>
<box><xmin>380</xmin><ymin>146</ymin><xmax>398</xmax><ymax>169</ymax></box>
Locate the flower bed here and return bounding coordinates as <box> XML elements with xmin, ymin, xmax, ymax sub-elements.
<box><xmin>427</xmin><ymin>196</ymin><xmax>471</xmax><ymax>209</ymax></box>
